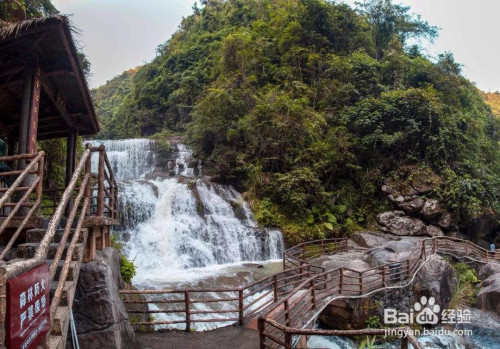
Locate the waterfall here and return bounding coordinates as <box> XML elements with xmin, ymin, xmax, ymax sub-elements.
<box><xmin>88</xmin><ymin>139</ymin><xmax>284</xmax><ymax>285</ymax></box>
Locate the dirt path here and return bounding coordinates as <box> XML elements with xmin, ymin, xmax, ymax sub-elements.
<box><xmin>136</xmin><ymin>326</ymin><xmax>260</xmax><ymax>349</ymax></box>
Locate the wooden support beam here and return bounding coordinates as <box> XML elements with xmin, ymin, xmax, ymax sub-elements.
<box><xmin>38</xmin><ymin>71</ymin><xmax>74</xmax><ymax>128</ymax></box>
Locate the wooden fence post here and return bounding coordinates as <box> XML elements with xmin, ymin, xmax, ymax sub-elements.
<box><xmin>97</xmin><ymin>145</ymin><xmax>105</xmax><ymax>217</ymax></box>
<box><xmin>258</xmin><ymin>318</ymin><xmax>266</xmax><ymax>349</ymax></box>
<box><xmin>310</xmin><ymin>280</ymin><xmax>316</xmax><ymax>309</ymax></box>
<box><xmin>273</xmin><ymin>275</ymin><xmax>278</xmax><ymax>302</ymax></box>
<box><xmin>284</xmin><ymin>332</ymin><xmax>293</xmax><ymax>349</ymax></box>
<box><xmin>339</xmin><ymin>269</ymin><xmax>343</xmax><ymax>294</ymax></box>
<box><xmin>238</xmin><ymin>289</ymin><xmax>244</xmax><ymax>324</ymax></box>
<box><xmin>185</xmin><ymin>291</ymin><xmax>191</xmax><ymax>332</ymax></box>
<box><xmin>401</xmin><ymin>337</ymin><xmax>408</xmax><ymax>349</ymax></box>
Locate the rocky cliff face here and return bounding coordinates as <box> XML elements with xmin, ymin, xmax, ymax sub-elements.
<box><xmin>71</xmin><ymin>248</ymin><xmax>138</xmax><ymax>349</ymax></box>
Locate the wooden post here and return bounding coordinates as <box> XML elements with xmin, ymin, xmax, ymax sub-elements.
<box><xmin>339</xmin><ymin>269</ymin><xmax>343</xmax><ymax>294</ymax></box>
<box><xmin>97</xmin><ymin>146</ymin><xmax>105</xmax><ymax>217</ymax></box>
<box><xmin>284</xmin><ymin>332</ymin><xmax>292</xmax><ymax>349</ymax></box>
<box><xmin>401</xmin><ymin>337</ymin><xmax>408</xmax><ymax>349</ymax></box>
<box><xmin>310</xmin><ymin>280</ymin><xmax>316</xmax><ymax>309</ymax></box>
<box><xmin>284</xmin><ymin>300</ymin><xmax>290</xmax><ymax>326</ymax></box>
<box><xmin>359</xmin><ymin>271</ymin><xmax>363</xmax><ymax>294</ymax></box>
<box><xmin>238</xmin><ymin>289</ymin><xmax>244</xmax><ymax>324</ymax></box>
<box><xmin>65</xmin><ymin>128</ymin><xmax>78</xmax><ymax>216</ymax></box>
<box><xmin>185</xmin><ymin>291</ymin><xmax>191</xmax><ymax>332</ymax></box>
<box><xmin>36</xmin><ymin>152</ymin><xmax>44</xmax><ymax>216</ymax></box>
<box><xmin>258</xmin><ymin>318</ymin><xmax>266</xmax><ymax>349</ymax></box>
<box><xmin>273</xmin><ymin>275</ymin><xmax>278</xmax><ymax>302</ymax></box>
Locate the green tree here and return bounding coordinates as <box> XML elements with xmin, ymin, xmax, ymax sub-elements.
<box><xmin>356</xmin><ymin>0</ymin><xmax>438</xmax><ymax>59</ymax></box>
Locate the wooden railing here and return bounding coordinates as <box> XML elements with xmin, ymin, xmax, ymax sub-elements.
<box><xmin>121</xmin><ymin>265</ymin><xmax>325</xmax><ymax>331</ymax></box>
<box><xmin>258</xmin><ymin>236</ymin><xmax>498</xmax><ymax>349</ymax></box>
<box><xmin>0</xmin><ymin>145</ymin><xmax>119</xmax><ymax>346</ymax></box>
<box><xmin>0</xmin><ymin>152</ymin><xmax>44</xmax><ymax>260</ymax></box>
<box><xmin>119</xmin><ymin>233</ymin><xmax>497</xmax><ymax>348</ymax></box>
<box><xmin>283</xmin><ymin>238</ymin><xmax>349</xmax><ymax>270</ymax></box>
<box><xmin>90</xmin><ymin>145</ymin><xmax>118</xmax><ymax>220</ymax></box>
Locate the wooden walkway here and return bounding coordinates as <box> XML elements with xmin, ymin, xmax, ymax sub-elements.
<box><xmin>123</xmin><ymin>236</ymin><xmax>499</xmax><ymax>349</ymax></box>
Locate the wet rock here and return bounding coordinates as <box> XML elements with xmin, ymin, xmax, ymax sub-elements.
<box><xmin>362</xmin><ymin>240</ymin><xmax>419</xmax><ymax>267</ymax></box>
<box><xmin>467</xmin><ymin>210</ymin><xmax>499</xmax><ymax>242</ymax></box>
<box><xmin>478</xmin><ymin>263</ymin><xmax>500</xmax><ymax>280</ymax></box>
<box><xmin>397</xmin><ymin>197</ymin><xmax>425</xmax><ymax>214</ymax></box>
<box><xmin>426</xmin><ymin>225</ymin><xmax>444</xmax><ymax>237</ymax></box>
<box><xmin>376</xmin><ymin>211</ymin><xmax>427</xmax><ymax>236</ymax></box>
<box><xmin>319</xmin><ymin>297</ymin><xmax>376</xmax><ymax>330</ymax></box>
<box><xmin>438</xmin><ymin>213</ymin><xmax>452</xmax><ymax>230</ymax></box>
<box><xmin>421</xmin><ymin>199</ymin><xmax>444</xmax><ymax>220</ymax></box>
<box><xmin>413</xmin><ymin>255</ymin><xmax>457</xmax><ymax>310</ymax></box>
<box><xmin>477</xmin><ymin>273</ymin><xmax>500</xmax><ymax>315</ymax></box>
<box><xmin>167</xmin><ymin>160</ymin><xmax>175</xmax><ymax>170</ymax></box>
<box><xmin>72</xmin><ymin>248</ymin><xmax>138</xmax><ymax>349</ymax></box>
<box><xmin>242</xmin><ymin>263</ymin><xmax>264</xmax><ymax>268</ymax></box>
<box><xmin>350</xmin><ymin>231</ymin><xmax>393</xmax><ymax>248</ymax></box>
<box><xmin>388</xmin><ymin>194</ymin><xmax>405</xmax><ymax>204</ymax></box>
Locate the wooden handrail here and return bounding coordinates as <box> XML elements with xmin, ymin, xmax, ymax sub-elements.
<box><xmin>121</xmin><ymin>236</ymin><xmax>496</xmax><ymax>349</ymax></box>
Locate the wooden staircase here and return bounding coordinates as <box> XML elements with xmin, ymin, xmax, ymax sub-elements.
<box><xmin>0</xmin><ymin>146</ymin><xmax>119</xmax><ymax>348</ymax></box>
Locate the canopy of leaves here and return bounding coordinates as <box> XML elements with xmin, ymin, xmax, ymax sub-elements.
<box><xmin>93</xmin><ymin>0</ymin><xmax>500</xmax><ymax>241</ymax></box>
<box><xmin>0</xmin><ymin>0</ymin><xmax>58</xmax><ymax>21</ymax></box>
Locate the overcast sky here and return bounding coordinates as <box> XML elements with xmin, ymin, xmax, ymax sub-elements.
<box><xmin>53</xmin><ymin>0</ymin><xmax>500</xmax><ymax>92</ymax></box>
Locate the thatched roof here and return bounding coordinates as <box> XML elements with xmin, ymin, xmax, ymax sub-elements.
<box><xmin>0</xmin><ymin>16</ymin><xmax>99</xmax><ymax>139</ymax></box>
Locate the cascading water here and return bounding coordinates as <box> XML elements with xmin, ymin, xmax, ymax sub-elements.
<box><xmin>88</xmin><ymin>139</ymin><xmax>284</xmax><ymax>287</ymax></box>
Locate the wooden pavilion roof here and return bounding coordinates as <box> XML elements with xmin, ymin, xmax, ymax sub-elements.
<box><xmin>0</xmin><ymin>16</ymin><xmax>99</xmax><ymax>140</ymax></box>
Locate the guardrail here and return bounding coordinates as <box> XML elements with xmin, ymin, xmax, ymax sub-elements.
<box><xmin>259</xmin><ymin>236</ymin><xmax>498</xmax><ymax>348</ymax></box>
<box><xmin>120</xmin><ymin>233</ymin><xmax>497</xmax><ymax>348</ymax></box>
<box><xmin>0</xmin><ymin>151</ymin><xmax>44</xmax><ymax>260</ymax></box>
<box><xmin>283</xmin><ymin>238</ymin><xmax>349</xmax><ymax>270</ymax></box>
<box><xmin>121</xmin><ymin>265</ymin><xmax>325</xmax><ymax>331</ymax></box>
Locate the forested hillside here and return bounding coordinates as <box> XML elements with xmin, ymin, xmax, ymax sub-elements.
<box><xmin>93</xmin><ymin>0</ymin><xmax>500</xmax><ymax>242</ymax></box>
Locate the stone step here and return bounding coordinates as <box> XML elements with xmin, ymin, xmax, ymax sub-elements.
<box><xmin>47</xmin><ymin>260</ymin><xmax>78</xmax><ymax>282</ymax></box>
<box><xmin>50</xmin><ymin>281</ymin><xmax>73</xmax><ymax>307</ymax></box>
<box><xmin>17</xmin><ymin>243</ymin><xmax>83</xmax><ymax>261</ymax></box>
<box><xmin>26</xmin><ymin>229</ymin><xmax>85</xmax><ymax>244</ymax></box>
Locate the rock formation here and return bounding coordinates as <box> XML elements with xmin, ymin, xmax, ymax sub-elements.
<box><xmin>71</xmin><ymin>248</ymin><xmax>139</xmax><ymax>349</ymax></box>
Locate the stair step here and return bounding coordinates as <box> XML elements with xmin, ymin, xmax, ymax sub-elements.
<box><xmin>50</xmin><ymin>281</ymin><xmax>73</xmax><ymax>307</ymax></box>
<box><xmin>47</xmin><ymin>260</ymin><xmax>78</xmax><ymax>281</ymax></box>
<box><xmin>47</xmin><ymin>335</ymin><xmax>63</xmax><ymax>349</ymax></box>
<box><xmin>51</xmin><ymin>306</ymin><xmax>70</xmax><ymax>337</ymax></box>
<box><xmin>26</xmin><ymin>228</ymin><xmax>85</xmax><ymax>244</ymax></box>
<box><xmin>17</xmin><ymin>243</ymin><xmax>83</xmax><ymax>261</ymax></box>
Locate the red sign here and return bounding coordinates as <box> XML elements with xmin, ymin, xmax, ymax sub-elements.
<box><xmin>6</xmin><ymin>264</ymin><xmax>50</xmax><ymax>349</ymax></box>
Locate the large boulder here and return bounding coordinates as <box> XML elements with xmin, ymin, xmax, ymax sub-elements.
<box><xmin>376</xmin><ymin>211</ymin><xmax>427</xmax><ymax>236</ymax></box>
<box><xmin>362</xmin><ymin>240</ymin><xmax>419</xmax><ymax>267</ymax></box>
<box><xmin>421</xmin><ymin>199</ymin><xmax>444</xmax><ymax>221</ymax></box>
<box><xmin>318</xmin><ymin>297</ymin><xmax>375</xmax><ymax>330</ymax></box>
<box><xmin>413</xmin><ymin>255</ymin><xmax>457</xmax><ymax>310</ymax></box>
<box><xmin>350</xmin><ymin>231</ymin><xmax>393</xmax><ymax>248</ymax></box>
<box><xmin>477</xmin><ymin>273</ymin><xmax>500</xmax><ymax>315</ymax></box>
<box><xmin>479</xmin><ymin>263</ymin><xmax>500</xmax><ymax>280</ymax></box>
<box><xmin>397</xmin><ymin>197</ymin><xmax>425</xmax><ymax>214</ymax></box>
<box><xmin>72</xmin><ymin>248</ymin><xmax>138</xmax><ymax>349</ymax></box>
